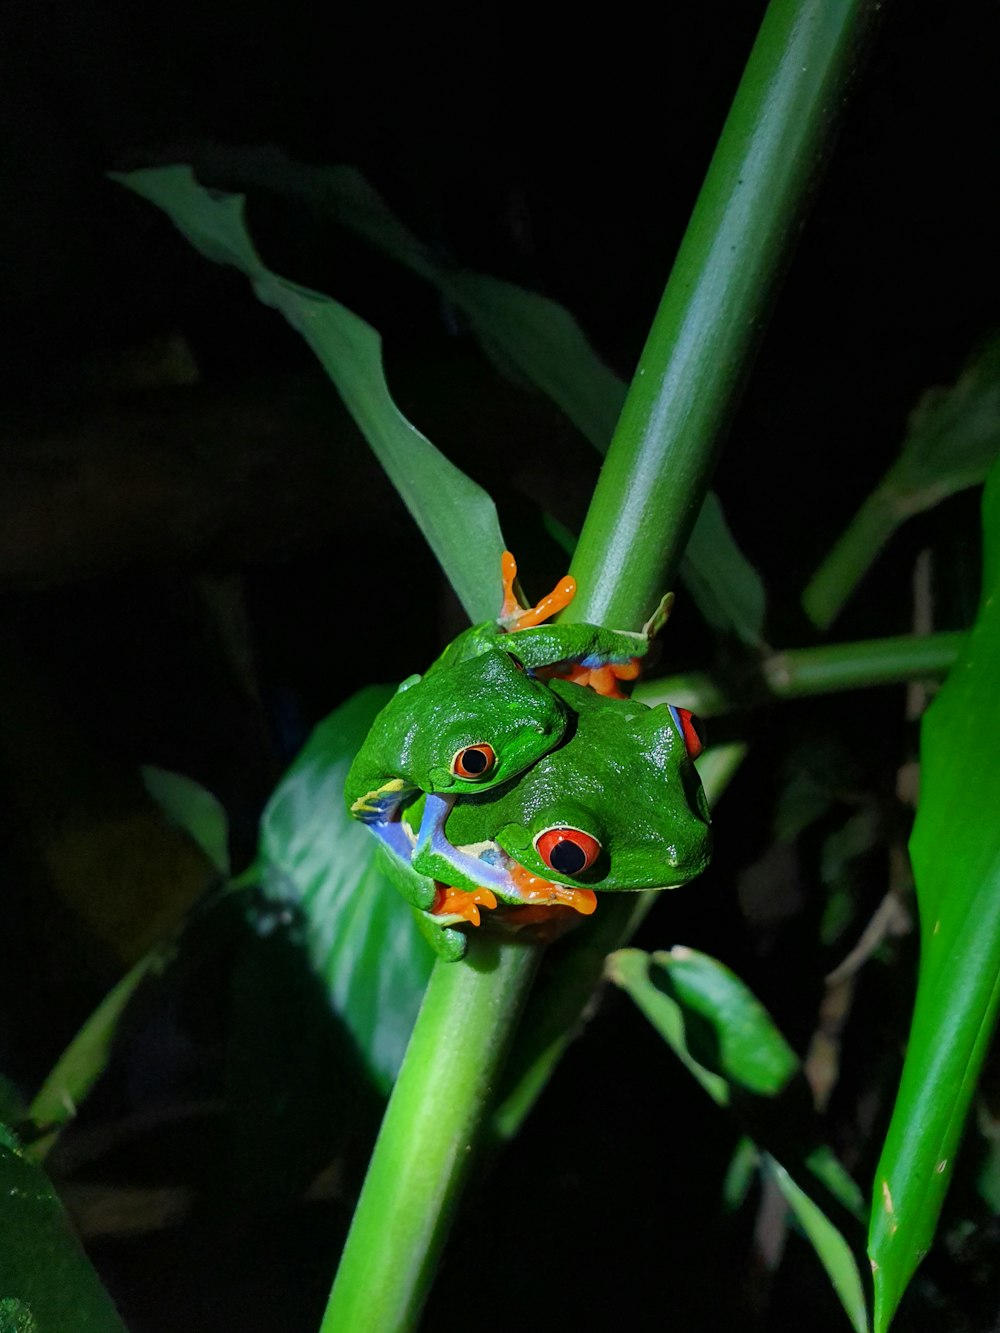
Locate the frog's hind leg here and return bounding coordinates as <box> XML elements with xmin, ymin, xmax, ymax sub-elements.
<box><xmin>414</xmin><ymin>792</ymin><xmax>515</xmax><ymax>896</ymax></box>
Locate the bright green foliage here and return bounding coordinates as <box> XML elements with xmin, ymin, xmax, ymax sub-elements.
<box><xmin>112</xmin><ymin>167</ymin><xmax>506</xmax><ymax>624</ymax></box>
<box><xmin>191</xmin><ymin>148</ymin><xmax>766</xmax><ymax>643</ymax></box>
<box><xmin>609</xmin><ymin>947</ymin><xmax>869</xmax><ymax>1331</ymax></box>
<box><xmin>805</xmin><ymin>336</ymin><xmax>1000</xmax><ymax>628</ymax></box>
<box><xmin>768</xmin><ymin>1158</ymin><xmax>869</xmax><ymax>1333</ymax></box>
<box><xmin>141</xmin><ymin>764</ymin><xmax>231</xmax><ymax>876</ymax></box>
<box><xmin>256</xmin><ymin>687</ymin><xmax>433</xmax><ymax>1091</ymax></box>
<box><xmin>0</xmin><ymin>1131</ymin><xmax>126</xmax><ymax>1332</ymax></box>
<box><xmin>869</xmin><ymin>457</ymin><xmax>1000</xmax><ymax>1329</ymax></box>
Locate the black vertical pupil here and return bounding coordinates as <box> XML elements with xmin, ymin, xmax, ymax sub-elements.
<box><xmin>462</xmin><ymin>748</ymin><xmax>490</xmax><ymax>774</ymax></box>
<box><xmin>549</xmin><ymin>840</ymin><xmax>587</xmax><ymax>874</ymax></box>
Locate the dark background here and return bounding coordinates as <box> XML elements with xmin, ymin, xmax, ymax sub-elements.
<box><xmin>1</xmin><ymin>1</ymin><xmax>998</xmax><ymax>1329</ymax></box>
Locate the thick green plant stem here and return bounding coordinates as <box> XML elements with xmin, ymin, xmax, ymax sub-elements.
<box><xmin>325</xmin><ymin>1</ymin><xmax>881</xmax><ymax>1326</ymax></box>
<box><xmin>321</xmin><ymin>936</ymin><xmax>539</xmax><ymax>1332</ymax></box>
<box><xmin>637</xmin><ymin>631</ymin><xmax>964</xmax><ymax>716</ymax></box>
<box><xmin>507</xmin><ymin>0</ymin><xmax>883</xmax><ymax>1146</ymax></box>
<box><xmin>569</xmin><ymin>0</ymin><xmax>881</xmax><ymax>630</ymax></box>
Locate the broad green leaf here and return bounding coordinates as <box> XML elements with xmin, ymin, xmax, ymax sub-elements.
<box><xmin>805</xmin><ymin>336</ymin><xmax>1000</xmax><ymax>629</ymax></box>
<box><xmin>609</xmin><ymin>947</ymin><xmax>868</xmax><ymax>1329</ymax></box>
<box><xmin>190</xmin><ymin>150</ymin><xmax>766</xmax><ymax>643</ymax></box>
<box><xmin>255</xmin><ymin>686</ymin><xmax>434</xmax><ymax>1092</ymax></box>
<box><xmin>869</xmin><ymin>456</ymin><xmax>1000</xmax><ymax>1329</ymax></box>
<box><xmin>113</xmin><ymin>167</ymin><xmax>506</xmax><ymax>624</ymax></box>
<box><xmin>141</xmin><ymin>764</ymin><xmax>230</xmax><ymax>876</ymax></box>
<box><xmin>768</xmin><ymin>1157</ymin><xmax>870</xmax><ymax>1333</ymax></box>
<box><xmin>0</xmin><ymin>1130</ymin><xmax>126</xmax><ymax>1332</ymax></box>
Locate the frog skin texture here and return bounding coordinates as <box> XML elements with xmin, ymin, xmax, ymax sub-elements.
<box><xmin>374</xmin><ymin>678</ymin><xmax>711</xmax><ymax>960</ymax></box>
<box><xmin>344</xmin><ymin>553</ymin><xmax>708</xmax><ymax>960</ymax></box>
<box><xmin>344</xmin><ymin>553</ymin><xmax>663</xmax><ymax>882</ymax></box>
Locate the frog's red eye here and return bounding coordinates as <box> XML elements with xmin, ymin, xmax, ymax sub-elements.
<box><xmin>534</xmin><ymin>827</ymin><xmax>602</xmax><ymax>876</ymax></box>
<box><xmin>669</xmin><ymin>706</ymin><xmax>705</xmax><ymax>760</ymax></box>
<box><xmin>451</xmin><ymin>743</ymin><xmax>497</xmax><ymax>780</ymax></box>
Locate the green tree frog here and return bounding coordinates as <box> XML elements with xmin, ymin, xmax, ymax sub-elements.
<box><xmin>344</xmin><ymin>552</ymin><xmax>669</xmax><ymax>870</ymax></box>
<box><xmin>373</xmin><ymin>678</ymin><xmax>712</xmax><ymax>959</ymax></box>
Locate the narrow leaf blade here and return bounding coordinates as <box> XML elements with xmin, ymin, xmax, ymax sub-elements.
<box><xmin>610</xmin><ymin>947</ymin><xmax>869</xmax><ymax>1330</ymax></box>
<box><xmin>113</xmin><ymin>166</ymin><xmax>505</xmax><ymax>623</ymax></box>
<box><xmin>804</xmin><ymin>336</ymin><xmax>1000</xmax><ymax>629</ymax></box>
<box><xmin>869</xmin><ymin>458</ymin><xmax>1000</xmax><ymax>1329</ymax></box>
<box><xmin>192</xmin><ymin>150</ymin><xmax>766</xmax><ymax>642</ymax></box>
<box><xmin>769</xmin><ymin>1157</ymin><xmax>870</xmax><ymax>1333</ymax></box>
<box><xmin>141</xmin><ymin>764</ymin><xmax>230</xmax><ymax>876</ymax></box>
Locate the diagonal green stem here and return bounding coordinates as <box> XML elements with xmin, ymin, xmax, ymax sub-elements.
<box><xmin>324</xmin><ymin>1</ymin><xmax>882</xmax><ymax>1327</ymax></box>
<box><xmin>569</xmin><ymin>0</ymin><xmax>881</xmax><ymax>630</ymax></box>
<box><xmin>321</xmin><ymin>937</ymin><xmax>539</xmax><ymax>1332</ymax></box>
<box><xmin>505</xmin><ymin>0</ymin><xmax>884</xmax><ymax>1146</ymax></box>
<box><xmin>802</xmin><ymin>488</ymin><xmax>906</xmax><ymax>629</ymax></box>
<box><xmin>636</xmin><ymin>631</ymin><xmax>964</xmax><ymax>716</ymax></box>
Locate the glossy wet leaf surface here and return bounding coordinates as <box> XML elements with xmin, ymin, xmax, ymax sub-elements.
<box><xmin>254</xmin><ymin>686</ymin><xmax>433</xmax><ymax>1092</ymax></box>
<box><xmin>869</xmin><ymin>457</ymin><xmax>1000</xmax><ymax>1330</ymax></box>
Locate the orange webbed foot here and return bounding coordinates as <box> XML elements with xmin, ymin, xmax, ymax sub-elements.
<box><xmin>498</xmin><ymin>551</ymin><xmax>577</xmax><ymax>631</ymax></box>
<box><xmin>430</xmin><ymin>885</ymin><xmax>498</xmax><ymax>927</ymax></box>
<box><xmin>508</xmin><ymin>862</ymin><xmax>598</xmax><ymax>916</ymax></box>
<box><xmin>558</xmin><ymin>658</ymin><xmax>642</xmax><ymax>699</ymax></box>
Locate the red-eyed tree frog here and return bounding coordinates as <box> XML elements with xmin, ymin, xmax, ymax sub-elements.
<box><xmin>371</xmin><ymin>678</ymin><xmax>712</xmax><ymax>960</ymax></box>
<box><xmin>344</xmin><ymin>553</ymin><xmax>670</xmax><ymax>873</ymax></box>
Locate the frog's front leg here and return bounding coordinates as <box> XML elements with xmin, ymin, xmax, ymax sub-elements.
<box><xmin>413</xmin><ymin>792</ymin><xmax>516</xmax><ymax>898</ymax></box>
<box><xmin>349</xmin><ymin>778</ymin><xmax>421</xmax><ymax>862</ymax></box>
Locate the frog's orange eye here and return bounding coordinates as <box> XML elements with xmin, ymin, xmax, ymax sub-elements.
<box><xmin>534</xmin><ymin>827</ymin><xmax>602</xmax><ymax>876</ymax></box>
<box><xmin>451</xmin><ymin>743</ymin><xmax>497</xmax><ymax>780</ymax></box>
<box><xmin>669</xmin><ymin>706</ymin><xmax>705</xmax><ymax>760</ymax></box>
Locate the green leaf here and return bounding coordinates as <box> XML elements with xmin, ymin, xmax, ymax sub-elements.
<box><xmin>141</xmin><ymin>764</ymin><xmax>230</xmax><ymax>876</ymax></box>
<box><xmin>768</xmin><ymin>1157</ymin><xmax>870</xmax><ymax>1333</ymax></box>
<box><xmin>722</xmin><ymin>1135</ymin><xmax>760</xmax><ymax>1212</ymax></box>
<box><xmin>608</xmin><ymin>947</ymin><xmax>868</xmax><ymax>1330</ymax></box>
<box><xmin>869</xmin><ymin>456</ymin><xmax>1000</xmax><ymax>1329</ymax></box>
<box><xmin>805</xmin><ymin>335</ymin><xmax>1000</xmax><ymax>629</ymax></box>
<box><xmin>27</xmin><ymin>950</ymin><xmax>163</xmax><ymax>1159</ymax></box>
<box><xmin>112</xmin><ymin>166</ymin><xmax>506</xmax><ymax>624</ymax></box>
<box><xmin>608</xmin><ymin>948</ymin><xmax>862</xmax><ymax>1209</ymax></box>
<box><xmin>255</xmin><ymin>686</ymin><xmax>434</xmax><ymax>1093</ymax></box>
<box><xmin>190</xmin><ymin>150</ymin><xmax>766</xmax><ymax>643</ymax></box>
<box><xmin>0</xmin><ymin>1131</ymin><xmax>126</xmax><ymax>1332</ymax></box>
<box><xmin>680</xmin><ymin>492</ymin><xmax>767</xmax><ymax>645</ymax></box>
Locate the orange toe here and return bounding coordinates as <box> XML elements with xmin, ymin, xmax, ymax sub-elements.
<box><xmin>431</xmin><ymin>885</ymin><xmax>498</xmax><ymax>927</ymax></box>
<box><xmin>508</xmin><ymin>862</ymin><xmax>598</xmax><ymax>915</ymax></box>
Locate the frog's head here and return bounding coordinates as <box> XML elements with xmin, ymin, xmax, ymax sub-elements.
<box><xmin>403</xmin><ymin>647</ymin><xmax>569</xmax><ymax>796</ymax></box>
<box><xmin>489</xmin><ymin>685</ymin><xmax>712</xmax><ymax>893</ymax></box>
